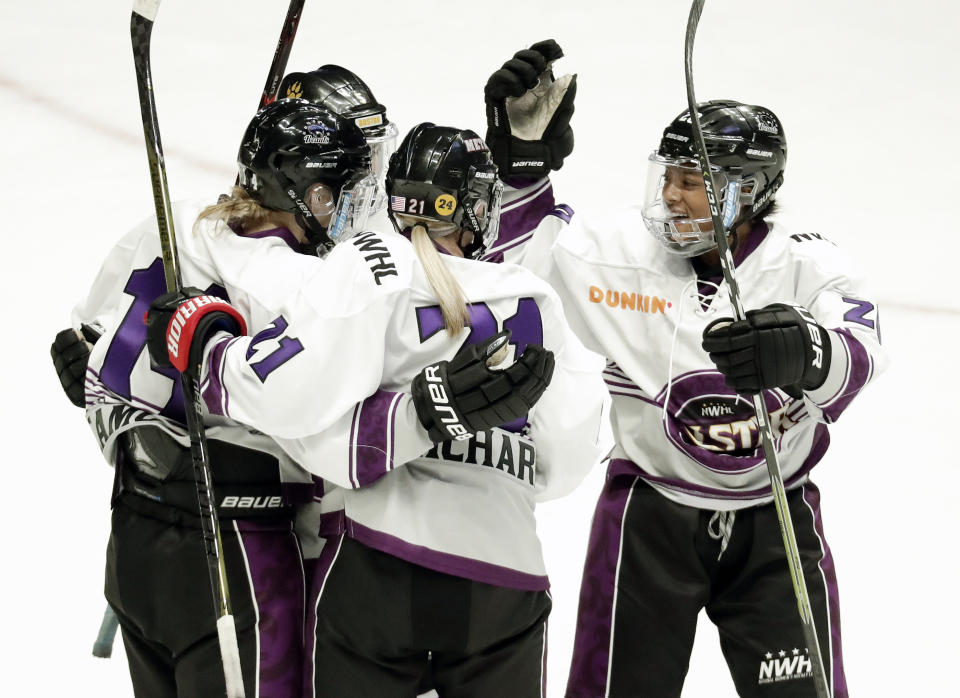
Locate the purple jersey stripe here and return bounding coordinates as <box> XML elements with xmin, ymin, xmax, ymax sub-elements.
<box><xmin>566</xmin><ymin>471</ymin><xmax>639</xmax><ymax>698</ymax></box>
<box><xmin>201</xmin><ymin>335</ymin><xmax>234</xmax><ymax>417</ymax></box>
<box><xmin>609</xmin><ymin>423</ymin><xmax>831</xmax><ymax>501</ymax></box>
<box><xmin>820</xmin><ymin>330</ymin><xmax>873</xmax><ymax>423</ymax></box>
<box><xmin>496</xmin><ymin>183</ymin><xmax>556</xmax><ymax>250</ymax></box>
<box><xmin>234</xmin><ymin>520</ymin><xmax>306</xmax><ymax>698</ymax></box>
<box><xmin>801</xmin><ymin>483</ymin><xmax>848</xmax><ymax>698</ymax></box>
<box><xmin>345</xmin><ymin>518</ymin><xmax>550</xmax><ymax>591</ymax></box>
<box><xmin>549</xmin><ymin>204</ymin><xmax>574</xmax><ymax>223</ymax></box>
<box><xmin>353</xmin><ymin>390</ymin><xmax>404</xmax><ymax>486</ymax></box>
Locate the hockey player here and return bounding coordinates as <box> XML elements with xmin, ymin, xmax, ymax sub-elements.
<box><xmin>77</xmin><ymin>100</ymin><xmax>382</xmax><ymax>698</ymax></box>
<box><xmin>481</xmin><ymin>43</ymin><xmax>888</xmax><ymax>698</ymax></box>
<box><xmin>146</xmin><ymin>123</ymin><xmax>614</xmax><ymax>697</ymax></box>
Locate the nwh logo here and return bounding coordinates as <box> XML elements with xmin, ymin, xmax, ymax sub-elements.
<box><xmin>701</xmin><ymin>403</ymin><xmax>734</xmax><ymax>417</ymax></box>
<box><xmin>758</xmin><ymin>649</ymin><xmax>813</xmax><ymax>685</ymax></box>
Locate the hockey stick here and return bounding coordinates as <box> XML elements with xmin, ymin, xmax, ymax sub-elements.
<box><xmin>91</xmin><ymin>605</ymin><xmax>119</xmax><ymax>658</ymax></box>
<box><xmin>129</xmin><ymin>2</ymin><xmax>245</xmax><ymax>696</ymax></box>
<box><xmin>683</xmin><ymin>2</ymin><xmax>830</xmax><ymax>697</ymax></box>
<box><xmin>258</xmin><ymin>0</ymin><xmax>306</xmax><ymax>107</ymax></box>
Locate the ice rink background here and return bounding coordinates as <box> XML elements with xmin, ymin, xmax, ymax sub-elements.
<box><xmin>1</xmin><ymin>0</ymin><xmax>958</xmax><ymax>695</ymax></box>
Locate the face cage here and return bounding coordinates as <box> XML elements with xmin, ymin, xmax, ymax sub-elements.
<box><xmin>640</xmin><ymin>153</ymin><xmax>748</xmax><ymax>257</ymax></box>
<box><xmin>364</xmin><ymin>121</ymin><xmax>399</xmax><ymax>213</ymax></box>
<box><xmin>460</xmin><ymin>173</ymin><xmax>503</xmax><ymax>259</ymax></box>
<box><xmin>326</xmin><ymin>169</ymin><xmax>379</xmax><ymax>247</ymax></box>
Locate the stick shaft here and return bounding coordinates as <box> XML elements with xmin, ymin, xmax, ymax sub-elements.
<box><xmin>130</xmin><ymin>4</ymin><xmax>244</xmax><ymax>696</ymax></box>
<box><xmin>683</xmin><ymin>2</ymin><xmax>831</xmax><ymax>696</ymax></box>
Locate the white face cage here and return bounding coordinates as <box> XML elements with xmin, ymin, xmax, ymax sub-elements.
<box><xmin>640</xmin><ymin>153</ymin><xmax>746</xmax><ymax>258</ymax></box>
<box><xmin>364</xmin><ymin>121</ymin><xmax>400</xmax><ymax>213</ymax></box>
<box><xmin>326</xmin><ymin>170</ymin><xmax>380</xmax><ymax>246</ymax></box>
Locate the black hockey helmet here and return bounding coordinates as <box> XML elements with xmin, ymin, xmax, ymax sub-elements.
<box><xmin>642</xmin><ymin>100</ymin><xmax>787</xmax><ymax>256</ymax></box>
<box><xmin>385</xmin><ymin>123</ymin><xmax>502</xmax><ymax>260</ymax></box>
<box><xmin>279</xmin><ymin>65</ymin><xmax>392</xmax><ymax>137</ymax></box>
<box><xmin>279</xmin><ymin>65</ymin><xmax>398</xmax><ymax>209</ymax></box>
<box><xmin>237</xmin><ymin>100</ymin><xmax>376</xmax><ymax>254</ymax></box>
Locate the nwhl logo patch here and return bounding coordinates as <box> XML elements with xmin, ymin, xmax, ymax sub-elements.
<box><xmin>758</xmin><ymin>649</ymin><xmax>813</xmax><ymax>685</ymax></box>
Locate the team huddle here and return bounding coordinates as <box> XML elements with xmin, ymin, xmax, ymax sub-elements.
<box><xmin>52</xmin><ymin>39</ymin><xmax>886</xmax><ymax>698</ymax></box>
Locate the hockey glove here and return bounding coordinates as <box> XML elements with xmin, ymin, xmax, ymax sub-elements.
<box><xmin>484</xmin><ymin>39</ymin><xmax>577</xmax><ymax>178</ymax></box>
<box><xmin>145</xmin><ymin>288</ymin><xmax>246</xmax><ymax>373</ymax></box>
<box><xmin>411</xmin><ymin>331</ymin><xmax>555</xmax><ymax>442</ymax></box>
<box><xmin>51</xmin><ymin>325</ymin><xmax>100</xmax><ymax>407</ymax></box>
<box><xmin>702</xmin><ymin>303</ymin><xmax>832</xmax><ymax>395</ymax></box>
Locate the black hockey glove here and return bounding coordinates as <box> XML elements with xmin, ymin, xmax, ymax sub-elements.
<box><xmin>145</xmin><ymin>288</ymin><xmax>246</xmax><ymax>373</ymax></box>
<box><xmin>411</xmin><ymin>331</ymin><xmax>555</xmax><ymax>442</ymax></box>
<box><xmin>51</xmin><ymin>325</ymin><xmax>100</xmax><ymax>407</ymax></box>
<box><xmin>702</xmin><ymin>303</ymin><xmax>832</xmax><ymax>396</ymax></box>
<box><xmin>484</xmin><ymin>39</ymin><xmax>577</xmax><ymax>178</ymax></box>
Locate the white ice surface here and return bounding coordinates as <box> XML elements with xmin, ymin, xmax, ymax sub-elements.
<box><xmin>1</xmin><ymin>1</ymin><xmax>957</xmax><ymax>695</ymax></box>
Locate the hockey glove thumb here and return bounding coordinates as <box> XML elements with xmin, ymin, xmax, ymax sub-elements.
<box><xmin>51</xmin><ymin>325</ymin><xmax>99</xmax><ymax>407</ymax></box>
<box><xmin>411</xmin><ymin>331</ymin><xmax>556</xmax><ymax>442</ymax></box>
<box><xmin>145</xmin><ymin>288</ymin><xmax>246</xmax><ymax>373</ymax></box>
<box><xmin>702</xmin><ymin>303</ymin><xmax>832</xmax><ymax>395</ymax></box>
<box><xmin>484</xmin><ymin>39</ymin><xmax>577</xmax><ymax>178</ymax></box>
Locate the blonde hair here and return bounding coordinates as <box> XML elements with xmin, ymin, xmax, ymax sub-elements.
<box><xmin>193</xmin><ymin>186</ymin><xmax>273</xmax><ymax>234</ymax></box>
<box><xmin>411</xmin><ymin>225</ymin><xmax>471</xmax><ymax>336</ymax></box>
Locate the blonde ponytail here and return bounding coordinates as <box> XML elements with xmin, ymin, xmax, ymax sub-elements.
<box><xmin>193</xmin><ymin>186</ymin><xmax>273</xmax><ymax>234</ymax></box>
<box><xmin>411</xmin><ymin>225</ymin><xmax>471</xmax><ymax>336</ymax></box>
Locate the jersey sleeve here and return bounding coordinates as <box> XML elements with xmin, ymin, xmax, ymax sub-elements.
<box><xmin>526</xmin><ymin>291</ymin><xmax>614</xmax><ymax>502</ymax></box>
<box><xmin>271</xmin><ymin>390</ymin><xmax>432</xmax><ymax>489</ymax></box>
<box><xmin>792</xmin><ymin>238</ymin><xmax>889</xmax><ymax>423</ymax></box>
<box><xmin>482</xmin><ymin>177</ymin><xmax>573</xmax><ymax>267</ymax></box>
<box><xmin>197</xmin><ymin>234</ymin><xmax>411</xmax><ymax>440</ymax></box>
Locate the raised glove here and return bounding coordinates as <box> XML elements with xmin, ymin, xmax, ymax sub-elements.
<box><xmin>484</xmin><ymin>39</ymin><xmax>577</xmax><ymax>177</ymax></box>
<box><xmin>411</xmin><ymin>331</ymin><xmax>555</xmax><ymax>442</ymax></box>
<box><xmin>702</xmin><ymin>303</ymin><xmax>831</xmax><ymax>395</ymax></box>
<box><xmin>51</xmin><ymin>326</ymin><xmax>99</xmax><ymax>407</ymax></box>
<box><xmin>145</xmin><ymin>288</ymin><xmax>246</xmax><ymax>372</ymax></box>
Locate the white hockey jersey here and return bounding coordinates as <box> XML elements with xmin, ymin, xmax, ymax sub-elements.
<box><xmin>495</xmin><ymin>183</ymin><xmax>888</xmax><ymax>511</ymax></box>
<box><xmin>82</xmin><ymin>201</ymin><xmax>324</xmax><ymax>504</ymax></box>
<box><xmin>197</xmin><ymin>230</ymin><xmax>613</xmax><ymax>590</ymax></box>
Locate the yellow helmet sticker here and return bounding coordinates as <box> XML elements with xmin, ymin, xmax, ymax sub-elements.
<box><xmin>434</xmin><ymin>194</ymin><xmax>457</xmax><ymax>216</ymax></box>
<box><xmin>286</xmin><ymin>81</ymin><xmax>303</xmax><ymax>99</ymax></box>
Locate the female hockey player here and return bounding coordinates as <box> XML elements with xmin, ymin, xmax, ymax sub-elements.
<box><xmin>52</xmin><ymin>66</ymin><xmax>402</xmax><ymax>697</ymax></box>
<box><xmin>79</xmin><ymin>100</ymin><xmax>382</xmax><ymax>698</ymax></box>
<box><xmin>146</xmin><ymin>123</ymin><xmax>613</xmax><ymax>697</ymax></box>
<box><xmin>481</xmin><ymin>43</ymin><xmax>888</xmax><ymax>698</ymax></box>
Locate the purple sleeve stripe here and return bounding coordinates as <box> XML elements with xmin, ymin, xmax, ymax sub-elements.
<box><xmin>345</xmin><ymin>518</ymin><xmax>550</xmax><ymax>591</ymax></box>
<box><xmin>481</xmin><ymin>230</ymin><xmax>535</xmax><ymax>260</ymax></box>
<box><xmin>201</xmin><ymin>335</ymin><xmax>235</xmax><ymax>417</ymax></box>
<box><xmin>347</xmin><ymin>403</ymin><xmax>361</xmax><ymax>489</ymax></box>
<box><xmin>548</xmin><ymin>204</ymin><xmax>574</xmax><ymax>224</ymax></box>
<box><xmin>821</xmin><ymin>331</ymin><xmax>873</xmax><ymax>422</ymax></box>
<box><xmin>501</xmin><ymin>178</ymin><xmax>552</xmax><ymax>213</ymax></box>
<box><xmin>352</xmin><ymin>390</ymin><xmax>404</xmax><ymax>487</ymax></box>
<box><xmin>497</xmin><ymin>185</ymin><xmax>556</xmax><ymax>247</ymax></box>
